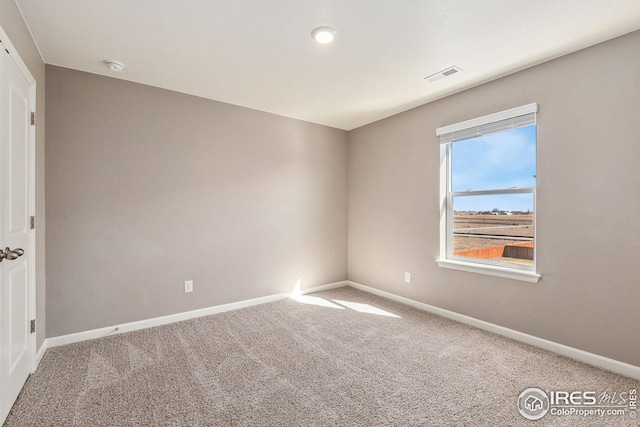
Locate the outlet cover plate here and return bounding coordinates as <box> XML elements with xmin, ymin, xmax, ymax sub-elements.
<box><xmin>184</xmin><ymin>280</ymin><xmax>193</xmax><ymax>293</ymax></box>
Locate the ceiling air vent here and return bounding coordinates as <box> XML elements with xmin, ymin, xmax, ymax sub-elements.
<box><xmin>425</xmin><ymin>66</ymin><xmax>462</xmax><ymax>83</ymax></box>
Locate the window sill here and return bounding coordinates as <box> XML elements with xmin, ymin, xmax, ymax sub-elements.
<box><xmin>436</xmin><ymin>259</ymin><xmax>540</xmax><ymax>283</ymax></box>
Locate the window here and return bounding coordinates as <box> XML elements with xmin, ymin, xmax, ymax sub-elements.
<box><xmin>437</xmin><ymin>104</ymin><xmax>540</xmax><ymax>282</ymax></box>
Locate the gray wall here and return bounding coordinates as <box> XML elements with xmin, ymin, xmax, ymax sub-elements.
<box><xmin>0</xmin><ymin>0</ymin><xmax>46</xmax><ymax>350</ymax></box>
<box><xmin>45</xmin><ymin>66</ymin><xmax>347</xmax><ymax>336</ymax></box>
<box><xmin>45</xmin><ymin>29</ymin><xmax>640</xmax><ymax>367</ymax></box>
<box><xmin>348</xmin><ymin>30</ymin><xmax>640</xmax><ymax>366</ymax></box>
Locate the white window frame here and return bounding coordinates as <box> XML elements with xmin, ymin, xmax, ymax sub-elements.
<box><xmin>436</xmin><ymin>104</ymin><xmax>540</xmax><ymax>283</ymax></box>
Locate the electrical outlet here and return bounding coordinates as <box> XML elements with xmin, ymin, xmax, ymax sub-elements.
<box><xmin>184</xmin><ymin>280</ymin><xmax>193</xmax><ymax>293</ymax></box>
<box><xmin>404</xmin><ymin>272</ymin><xmax>411</xmax><ymax>283</ymax></box>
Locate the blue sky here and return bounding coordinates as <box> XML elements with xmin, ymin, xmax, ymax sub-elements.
<box><xmin>451</xmin><ymin>125</ymin><xmax>536</xmax><ymax>212</ymax></box>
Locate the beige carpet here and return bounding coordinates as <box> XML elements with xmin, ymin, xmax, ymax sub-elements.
<box><xmin>4</xmin><ymin>287</ymin><xmax>639</xmax><ymax>426</ymax></box>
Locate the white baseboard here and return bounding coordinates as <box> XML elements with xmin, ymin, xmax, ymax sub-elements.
<box><xmin>34</xmin><ymin>339</ymin><xmax>48</xmax><ymax>370</ymax></box>
<box><xmin>347</xmin><ymin>280</ymin><xmax>640</xmax><ymax>381</ymax></box>
<box><xmin>47</xmin><ymin>280</ymin><xmax>348</xmax><ymax>349</ymax></box>
<box><xmin>42</xmin><ymin>278</ymin><xmax>638</xmax><ymax>381</ymax></box>
<box><xmin>299</xmin><ymin>280</ymin><xmax>347</xmax><ymax>294</ymax></box>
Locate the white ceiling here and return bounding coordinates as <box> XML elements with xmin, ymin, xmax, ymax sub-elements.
<box><xmin>16</xmin><ymin>0</ymin><xmax>640</xmax><ymax>130</ymax></box>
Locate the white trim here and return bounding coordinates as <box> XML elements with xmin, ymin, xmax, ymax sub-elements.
<box><xmin>436</xmin><ymin>259</ymin><xmax>540</xmax><ymax>283</ymax></box>
<box><xmin>347</xmin><ymin>281</ymin><xmax>640</xmax><ymax>380</ymax></box>
<box><xmin>439</xmin><ymin>144</ymin><xmax>448</xmax><ymax>261</ymax></box>
<box><xmin>35</xmin><ymin>279</ymin><xmax>640</xmax><ymax>380</ymax></box>
<box><xmin>35</xmin><ymin>340</ymin><xmax>47</xmax><ymax>368</ymax></box>
<box><xmin>438</xmin><ymin>103</ymin><xmax>539</xmax><ymax>278</ymax></box>
<box><xmin>47</xmin><ymin>294</ymin><xmax>287</xmax><ymax>347</ymax></box>
<box><xmin>451</xmin><ymin>187</ymin><xmax>535</xmax><ymax>197</ymax></box>
<box><xmin>27</xmin><ymin>82</ymin><xmax>37</xmax><ymax>374</ymax></box>
<box><xmin>47</xmin><ymin>281</ymin><xmax>348</xmax><ymax>348</ymax></box>
<box><xmin>436</xmin><ymin>103</ymin><xmax>538</xmax><ymax>136</ymax></box>
<box><xmin>298</xmin><ymin>280</ymin><xmax>346</xmax><ymax>294</ymax></box>
<box><xmin>0</xmin><ymin>24</ymin><xmax>38</xmax><ymax>376</ymax></box>
<box><xmin>0</xmin><ymin>27</ymin><xmax>36</xmax><ymax>87</ymax></box>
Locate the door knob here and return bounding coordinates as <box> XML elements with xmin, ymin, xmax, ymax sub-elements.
<box><xmin>0</xmin><ymin>247</ymin><xmax>24</xmax><ymax>262</ymax></box>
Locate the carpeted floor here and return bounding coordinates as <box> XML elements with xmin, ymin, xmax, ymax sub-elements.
<box><xmin>4</xmin><ymin>287</ymin><xmax>639</xmax><ymax>426</ymax></box>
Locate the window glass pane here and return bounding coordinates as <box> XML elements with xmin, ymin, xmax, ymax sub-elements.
<box><xmin>452</xmin><ymin>194</ymin><xmax>534</xmax><ymax>266</ymax></box>
<box><xmin>451</xmin><ymin>125</ymin><xmax>536</xmax><ymax>192</ymax></box>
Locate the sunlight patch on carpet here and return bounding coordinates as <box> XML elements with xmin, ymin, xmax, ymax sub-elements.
<box><xmin>291</xmin><ymin>294</ymin><xmax>345</xmax><ymax>309</ymax></box>
<box><xmin>332</xmin><ymin>300</ymin><xmax>401</xmax><ymax>318</ymax></box>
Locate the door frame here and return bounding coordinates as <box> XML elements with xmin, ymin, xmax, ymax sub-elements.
<box><xmin>0</xmin><ymin>23</ymin><xmax>38</xmax><ymax>373</ymax></box>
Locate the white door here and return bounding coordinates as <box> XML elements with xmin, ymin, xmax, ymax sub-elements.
<box><xmin>0</xmin><ymin>42</ymin><xmax>32</xmax><ymax>422</ymax></box>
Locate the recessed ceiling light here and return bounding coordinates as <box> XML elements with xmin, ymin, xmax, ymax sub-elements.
<box><xmin>311</xmin><ymin>26</ymin><xmax>336</xmax><ymax>44</ymax></box>
<box><xmin>104</xmin><ymin>60</ymin><xmax>125</xmax><ymax>72</ymax></box>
